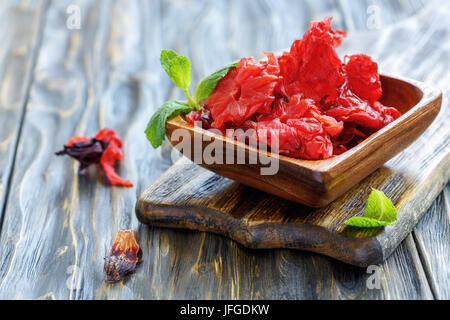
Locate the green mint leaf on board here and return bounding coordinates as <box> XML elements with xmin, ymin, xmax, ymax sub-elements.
<box><xmin>345</xmin><ymin>189</ymin><xmax>398</xmax><ymax>228</ymax></box>
<box><xmin>344</xmin><ymin>217</ymin><xmax>394</xmax><ymax>228</ymax></box>
<box><xmin>145</xmin><ymin>100</ymin><xmax>193</xmax><ymax>148</ymax></box>
<box><xmin>194</xmin><ymin>61</ymin><xmax>239</xmax><ymax>104</ymax></box>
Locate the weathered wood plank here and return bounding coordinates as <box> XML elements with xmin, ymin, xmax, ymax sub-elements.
<box><xmin>413</xmin><ymin>184</ymin><xmax>450</xmax><ymax>300</ymax></box>
<box><xmin>0</xmin><ymin>0</ymin><xmax>47</xmax><ymax>226</ymax></box>
<box><xmin>138</xmin><ymin>157</ymin><xmax>440</xmax><ymax>298</ymax></box>
<box><xmin>0</xmin><ymin>0</ymin><xmax>442</xmax><ymax>300</ymax></box>
<box><xmin>130</xmin><ymin>229</ymin><xmax>432</xmax><ymax>300</ymax></box>
<box><xmin>0</xmin><ymin>0</ymin><xmax>168</xmax><ymax>299</ymax></box>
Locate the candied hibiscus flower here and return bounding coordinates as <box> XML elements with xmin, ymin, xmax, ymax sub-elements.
<box><xmin>206</xmin><ymin>55</ymin><xmax>280</xmax><ymax>130</ymax></box>
<box><xmin>276</xmin><ymin>17</ymin><xmax>347</xmax><ymax>101</ymax></box>
<box><xmin>194</xmin><ymin>17</ymin><xmax>402</xmax><ymax>161</ymax></box>
<box><xmin>56</xmin><ymin>128</ymin><xmax>133</xmax><ymax>187</ymax></box>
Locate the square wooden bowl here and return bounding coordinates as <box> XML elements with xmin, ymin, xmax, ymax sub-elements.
<box><xmin>166</xmin><ymin>75</ymin><xmax>442</xmax><ymax>208</ymax></box>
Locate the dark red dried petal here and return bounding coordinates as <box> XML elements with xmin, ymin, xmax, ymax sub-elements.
<box><xmin>104</xmin><ymin>230</ymin><xmax>142</xmax><ymax>284</ymax></box>
<box><xmin>57</xmin><ymin>129</ymin><xmax>133</xmax><ymax>187</ymax></box>
<box><xmin>55</xmin><ymin>138</ymin><xmax>108</xmax><ymax>173</ymax></box>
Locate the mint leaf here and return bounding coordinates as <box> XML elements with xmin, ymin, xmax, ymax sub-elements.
<box><xmin>364</xmin><ymin>189</ymin><xmax>397</xmax><ymax>223</ymax></box>
<box><xmin>345</xmin><ymin>217</ymin><xmax>394</xmax><ymax>228</ymax></box>
<box><xmin>194</xmin><ymin>61</ymin><xmax>239</xmax><ymax>104</ymax></box>
<box><xmin>345</xmin><ymin>189</ymin><xmax>398</xmax><ymax>228</ymax></box>
<box><xmin>160</xmin><ymin>50</ymin><xmax>197</xmax><ymax>109</ymax></box>
<box><xmin>160</xmin><ymin>50</ymin><xmax>191</xmax><ymax>90</ymax></box>
<box><xmin>145</xmin><ymin>100</ymin><xmax>193</xmax><ymax>148</ymax></box>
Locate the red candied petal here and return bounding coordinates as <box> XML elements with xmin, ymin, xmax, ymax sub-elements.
<box><xmin>333</xmin><ymin>145</ymin><xmax>348</xmax><ymax>156</ymax></box>
<box><xmin>286</xmin><ymin>118</ymin><xmax>333</xmax><ymax>160</ymax></box>
<box><xmin>277</xmin><ymin>48</ymin><xmax>300</xmax><ymax>91</ymax></box>
<box><xmin>207</xmin><ymin>67</ymin><xmax>240</xmax><ymax>129</ymax></box>
<box><xmin>279</xmin><ymin>95</ymin><xmax>312</xmax><ymax>121</ymax></box>
<box><xmin>262</xmin><ymin>52</ymin><xmax>280</xmax><ymax>76</ymax></box>
<box><xmin>256</xmin><ymin>118</ymin><xmax>301</xmax><ymax>156</ymax></box>
<box><xmin>332</xmin><ymin>124</ymin><xmax>367</xmax><ymax>148</ymax></box>
<box><xmin>325</xmin><ymin>102</ymin><xmax>383</xmax><ymax>129</ymax></box>
<box><xmin>310</xmin><ymin>110</ymin><xmax>344</xmax><ymax>137</ymax></box>
<box><xmin>95</xmin><ymin>129</ymin><xmax>133</xmax><ymax>187</ymax></box>
<box><xmin>256</xmin><ymin>117</ymin><xmax>333</xmax><ymax>160</ymax></box>
<box><xmin>185</xmin><ymin>110</ymin><xmax>202</xmax><ymax>125</ymax></box>
<box><xmin>238</xmin><ymin>74</ymin><xmax>279</xmax><ymax>116</ymax></box>
<box><xmin>207</xmin><ymin>58</ymin><xmax>280</xmax><ymax>129</ymax></box>
<box><xmin>257</xmin><ymin>98</ymin><xmax>287</xmax><ymax>122</ymax></box>
<box><xmin>324</xmin><ymin>82</ymin><xmax>385</xmax><ymax>129</ymax></box>
<box><xmin>277</xmin><ymin>17</ymin><xmax>347</xmax><ymax>102</ymax></box>
<box><xmin>234</xmin><ymin>57</ymin><xmax>266</xmax><ymax>84</ymax></box>
<box><xmin>258</xmin><ymin>95</ymin><xmax>344</xmax><ymax>137</ymax></box>
<box><xmin>95</xmin><ymin>128</ymin><xmax>123</xmax><ymax>149</ymax></box>
<box><xmin>325</xmin><ymin>81</ymin><xmax>402</xmax><ymax>130</ymax></box>
<box><xmin>372</xmin><ymin>101</ymin><xmax>402</xmax><ymax>126</ymax></box>
<box><xmin>344</xmin><ymin>54</ymin><xmax>382</xmax><ymax>103</ymax></box>
<box><xmin>282</xmin><ymin>96</ymin><xmax>344</xmax><ymax>137</ymax></box>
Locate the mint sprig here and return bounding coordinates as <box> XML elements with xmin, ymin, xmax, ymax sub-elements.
<box><xmin>345</xmin><ymin>189</ymin><xmax>398</xmax><ymax>228</ymax></box>
<box><xmin>160</xmin><ymin>50</ymin><xmax>197</xmax><ymax>109</ymax></box>
<box><xmin>145</xmin><ymin>100</ymin><xmax>193</xmax><ymax>148</ymax></box>
<box><xmin>146</xmin><ymin>50</ymin><xmax>238</xmax><ymax>149</ymax></box>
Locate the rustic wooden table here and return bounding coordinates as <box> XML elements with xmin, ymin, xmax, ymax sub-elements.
<box><xmin>0</xmin><ymin>0</ymin><xmax>448</xmax><ymax>300</ymax></box>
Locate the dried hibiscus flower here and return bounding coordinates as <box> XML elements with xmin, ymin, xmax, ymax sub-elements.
<box><xmin>104</xmin><ymin>230</ymin><xmax>142</xmax><ymax>283</ymax></box>
<box><xmin>56</xmin><ymin>128</ymin><xmax>133</xmax><ymax>187</ymax></box>
<box><xmin>180</xmin><ymin>17</ymin><xmax>402</xmax><ymax>160</ymax></box>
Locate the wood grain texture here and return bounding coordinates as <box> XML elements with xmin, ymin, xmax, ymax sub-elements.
<box><xmin>0</xmin><ymin>0</ymin><xmax>47</xmax><ymax>226</ymax></box>
<box><xmin>0</xmin><ymin>0</ymin><xmax>167</xmax><ymax>299</ymax></box>
<box><xmin>0</xmin><ymin>0</ymin><xmax>446</xmax><ymax>300</ymax></box>
<box><xmin>413</xmin><ymin>185</ymin><xmax>450</xmax><ymax>299</ymax></box>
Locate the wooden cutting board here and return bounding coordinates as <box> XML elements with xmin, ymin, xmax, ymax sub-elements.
<box><xmin>136</xmin><ymin>111</ymin><xmax>449</xmax><ymax>267</ymax></box>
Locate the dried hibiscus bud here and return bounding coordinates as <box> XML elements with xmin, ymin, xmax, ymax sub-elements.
<box><xmin>104</xmin><ymin>230</ymin><xmax>142</xmax><ymax>283</ymax></box>
<box><xmin>56</xmin><ymin>128</ymin><xmax>133</xmax><ymax>187</ymax></box>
